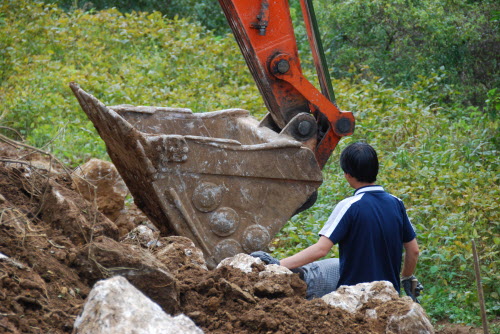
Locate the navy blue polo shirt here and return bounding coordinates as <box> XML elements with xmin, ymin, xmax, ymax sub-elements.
<box><xmin>319</xmin><ymin>185</ymin><xmax>416</xmax><ymax>292</ymax></box>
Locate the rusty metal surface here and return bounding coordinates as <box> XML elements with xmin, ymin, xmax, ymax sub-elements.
<box><xmin>71</xmin><ymin>83</ymin><xmax>322</xmax><ymax>268</ymax></box>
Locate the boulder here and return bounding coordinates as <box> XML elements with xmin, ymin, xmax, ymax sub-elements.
<box><xmin>259</xmin><ymin>263</ymin><xmax>294</xmax><ymax>278</ymax></box>
<box><xmin>73</xmin><ymin>236</ymin><xmax>180</xmax><ymax>315</ymax></box>
<box><xmin>40</xmin><ymin>180</ymin><xmax>119</xmax><ymax>245</ymax></box>
<box><xmin>386</xmin><ymin>302</ymin><xmax>435</xmax><ymax>334</ymax></box>
<box><xmin>322</xmin><ymin>280</ymin><xmax>398</xmax><ymax>313</ymax></box>
<box><xmin>72</xmin><ymin>158</ymin><xmax>128</xmax><ymax>221</ymax></box>
<box><xmin>73</xmin><ymin>276</ymin><xmax>203</xmax><ymax>334</ymax></box>
<box><xmin>217</xmin><ymin>253</ymin><xmax>263</xmax><ymax>273</ymax></box>
<box><xmin>216</xmin><ymin>253</ymin><xmax>295</xmax><ymax>278</ymax></box>
<box><xmin>322</xmin><ymin>281</ymin><xmax>434</xmax><ymax>334</ymax></box>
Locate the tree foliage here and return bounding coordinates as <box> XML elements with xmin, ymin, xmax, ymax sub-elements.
<box><xmin>40</xmin><ymin>0</ymin><xmax>499</xmax><ymax>108</ymax></box>
<box><xmin>41</xmin><ymin>0</ymin><xmax>229</xmax><ymax>34</ymax></box>
<box><xmin>314</xmin><ymin>0</ymin><xmax>499</xmax><ymax>107</ymax></box>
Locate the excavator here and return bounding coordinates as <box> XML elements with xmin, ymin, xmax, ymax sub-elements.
<box><xmin>70</xmin><ymin>0</ymin><xmax>355</xmax><ymax>268</ymax></box>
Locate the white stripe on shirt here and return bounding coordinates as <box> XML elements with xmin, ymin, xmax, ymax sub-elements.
<box><xmin>319</xmin><ymin>194</ymin><xmax>365</xmax><ymax>238</ymax></box>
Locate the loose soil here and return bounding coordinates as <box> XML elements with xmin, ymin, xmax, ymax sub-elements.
<box><xmin>0</xmin><ymin>141</ymin><xmax>484</xmax><ymax>333</ymax></box>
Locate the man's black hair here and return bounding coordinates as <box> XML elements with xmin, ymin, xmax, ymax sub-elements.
<box><xmin>340</xmin><ymin>142</ymin><xmax>378</xmax><ymax>183</ymax></box>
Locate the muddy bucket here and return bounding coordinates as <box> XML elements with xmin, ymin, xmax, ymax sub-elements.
<box><xmin>71</xmin><ymin>83</ymin><xmax>322</xmax><ymax>268</ymax></box>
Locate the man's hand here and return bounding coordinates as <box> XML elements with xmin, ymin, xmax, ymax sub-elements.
<box><xmin>402</xmin><ymin>275</ymin><xmax>424</xmax><ymax>303</ymax></box>
<box><xmin>250</xmin><ymin>251</ymin><xmax>280</xmax><ymax>265</ymax></box>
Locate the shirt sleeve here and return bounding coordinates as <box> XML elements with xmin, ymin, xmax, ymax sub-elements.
<box><xmin>319</xmin><ymin>196</ymin><xmax>358</xmax><ymax>243</ymax></box>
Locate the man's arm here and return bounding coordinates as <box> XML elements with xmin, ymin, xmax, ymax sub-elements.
<box><xmin>401</xmin><ymin>238</ymin><xmax>423</xmax><ymax>302</ymax></box>
<box><xmin>401</xmin><ymin>238</ymin><xmax>419</xmax><ymax>277</ymax></box>
<box><xmin>279</xmin><ymin>236</ymin><xmax>334</xmax><ymax>269</ymax></box>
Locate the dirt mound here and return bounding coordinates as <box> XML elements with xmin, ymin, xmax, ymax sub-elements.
<box><xmin>0</xmin><ymin>141</ymin><xmax>471</xmax><ymax>333</ymax></box>
<box><xmin>0</xmin><ymin>142</ymin><xmax>89</xmax><ymax>333</ymax></box>
<box><xmin>176</xmin><ymin>265</ymin><xmax>360</xmax><ymax>333</ymax></box>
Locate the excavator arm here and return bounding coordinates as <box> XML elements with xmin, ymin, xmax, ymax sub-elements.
<box><xmin>70</xmin><ymin>0</ymin><xmax>354</xmax><ymax>268</ymax></box>
<box><xmin>219</xmin><ymin>0</ymin><xmax>354</xmax><ymax>167</ymax></box>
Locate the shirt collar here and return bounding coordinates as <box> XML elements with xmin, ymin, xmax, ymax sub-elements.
<box><xmin>354</xmin><ymin>185</ymin><xmax>384</xmax><ymax>196</ymax></box>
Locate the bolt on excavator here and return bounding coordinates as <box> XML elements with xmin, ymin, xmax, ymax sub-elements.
<box><xmin>71</xmin><ymin>0</ymin><xmax>355</xmax><ymax>268</ymax></box>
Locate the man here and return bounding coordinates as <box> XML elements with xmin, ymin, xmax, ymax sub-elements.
<box><xmin>252</xmin><ymin>142</ymin><xmax>422</xmax><ymax>301</ymax></box>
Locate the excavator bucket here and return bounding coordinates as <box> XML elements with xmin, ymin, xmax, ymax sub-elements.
<box><xmin>70</xmin><ymin>83</ymin><xmax>322</xmax><ymax>268</ymax></box>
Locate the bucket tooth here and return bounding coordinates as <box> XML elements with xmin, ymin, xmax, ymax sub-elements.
<box><xmin>71</xmin><ymin>83</ymin><xmax>322</xmax><ymax>268</ymax></box>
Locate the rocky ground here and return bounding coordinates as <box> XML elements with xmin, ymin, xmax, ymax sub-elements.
<box><xmin>0</xmin><ymin>140</ymin><xmax>484</xmax><ymax>333</ymax></box>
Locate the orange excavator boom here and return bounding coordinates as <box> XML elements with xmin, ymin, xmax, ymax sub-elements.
<box><xmin>219</xmin><ymin>0</ymin><xmax>355</xmax><ymax>167</ymax></box>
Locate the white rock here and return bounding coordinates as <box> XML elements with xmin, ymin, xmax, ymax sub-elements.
<box><xmin>217</xmin><ymin>253</ymin><xmax>263</xmax><ymax>273</ymax></box>
<box><xmin>322</xmin><ymin>284</ymin><xmax>364</xmax><ymax>313</ymax></box>
<box><xmin>73</xmin><ymin>276</ymin><xmax>203</xmax><ymax>334</ymax></box>
<box><xmin>322</xmin><ymin>281</ymin><xmax>397</xmax><ymax>313</ymax></box>
<box><xmin>386</xmin><ymin>303</ymin><xmax>435</xmax><ymax>334</ymax></box>
<box><xmin>259</xmin><ymin>264</ymin><xmax>293</xmax><ymax>277</ymax></box>
<box><xmin>217</xmin><ymin>253</ymin><xmax>293</xmax><ymax>277</ymax></box>
<box><xmin>322</xmin><ymin>281</ymin><xmax>434</xmax><ymax>333</ymax></box>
